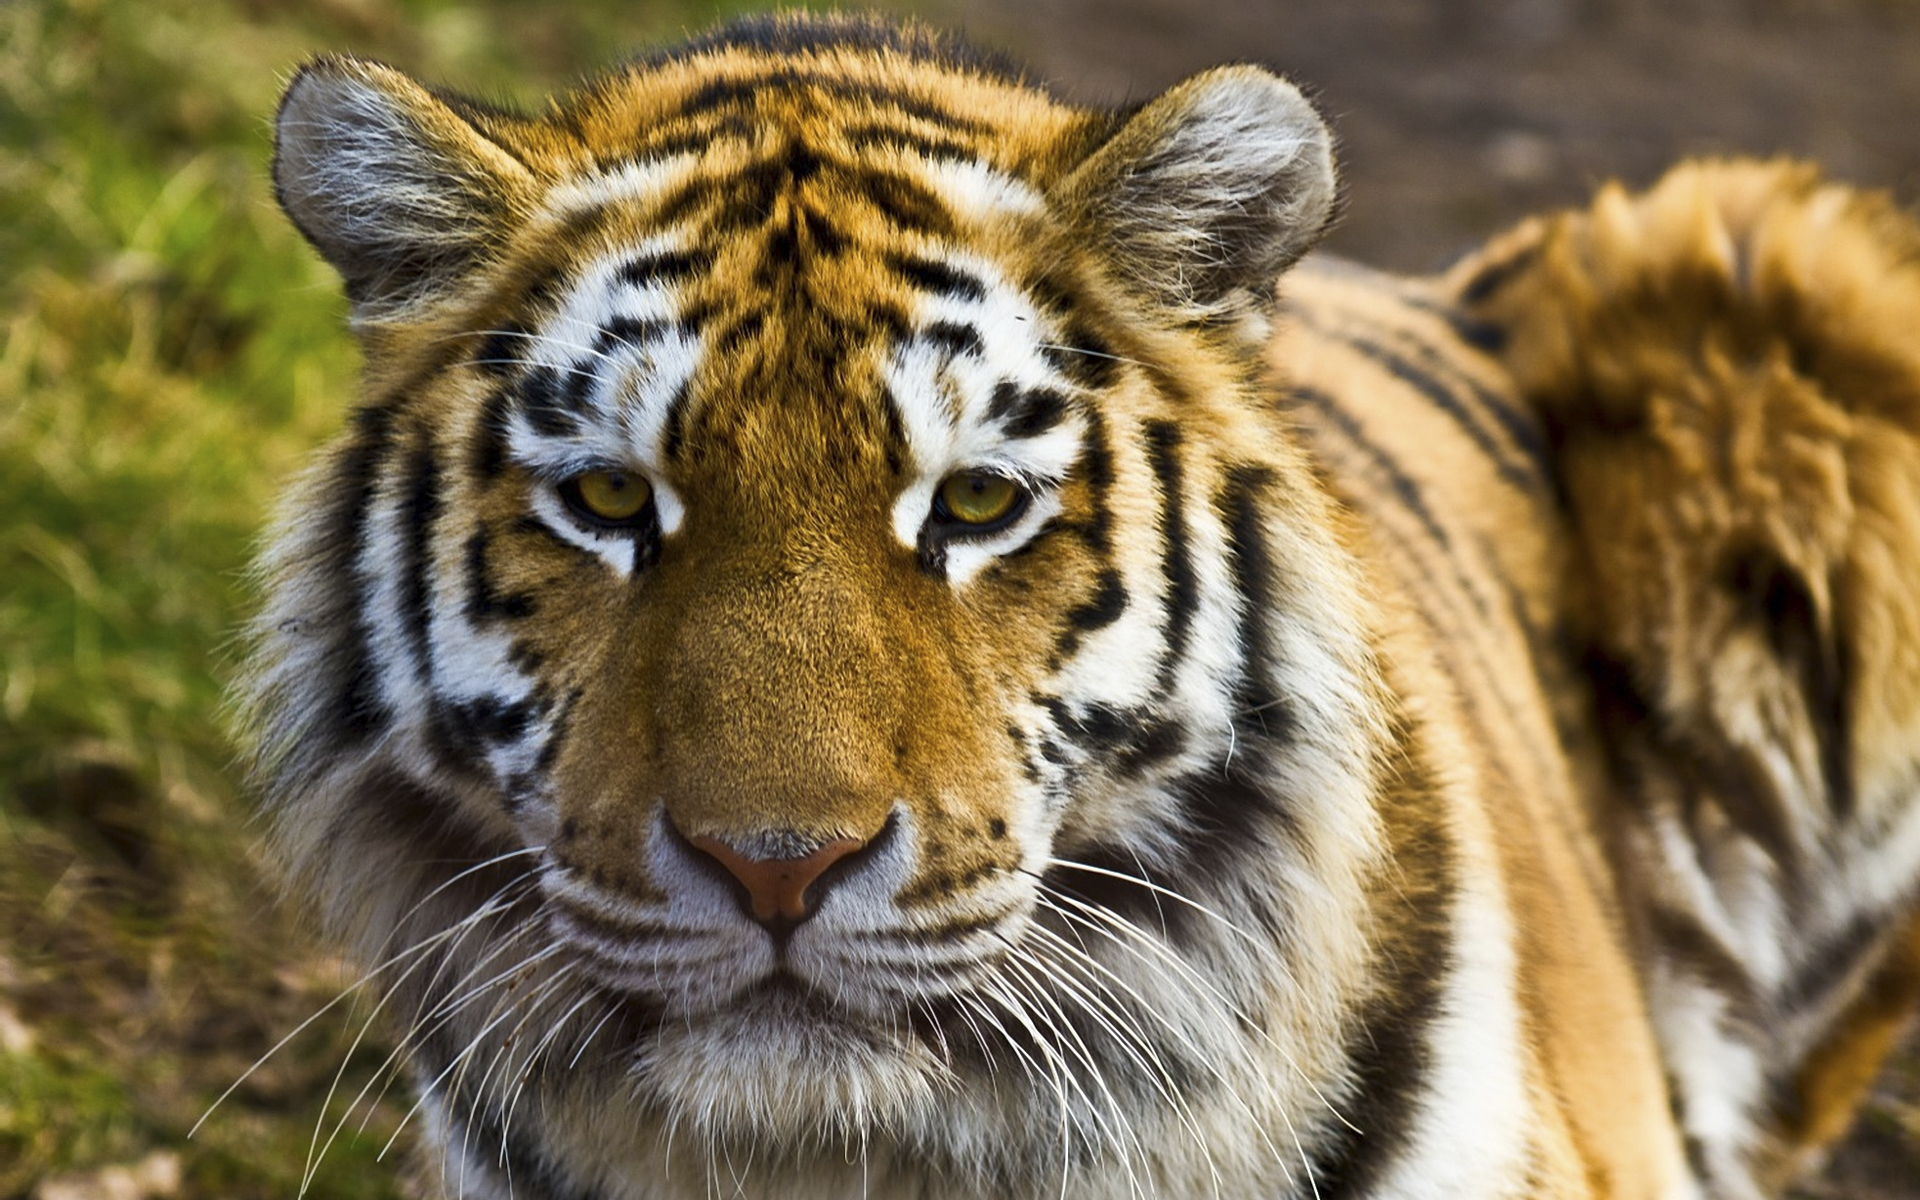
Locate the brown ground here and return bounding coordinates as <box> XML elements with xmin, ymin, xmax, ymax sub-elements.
<box><xmin>938</xmin><ymin>0</ymin><xmax>1920</xmax><ymax>1194</ymax></box>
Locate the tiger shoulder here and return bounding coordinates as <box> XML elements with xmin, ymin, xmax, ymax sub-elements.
<box><xmin>240</xmin><ymin>11</ymin><xmax>1920</xmax><ymax>1199</ymax></box>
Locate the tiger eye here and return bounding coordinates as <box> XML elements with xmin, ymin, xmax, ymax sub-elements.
<box><xmin>568</xmin><ymin>469</ymin><xmax>652</xmax><ymax>525</ymax></box>
<box><xmin>938</xmin><ymin>471</ymin><xmax>1023</xmax><ymax>528</ymax></box>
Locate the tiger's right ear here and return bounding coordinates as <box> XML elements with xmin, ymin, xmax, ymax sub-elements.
<box><xmin>274</xmin><ymin>57</ymin><xmax>537</xmax><ymax>319</ymax></box>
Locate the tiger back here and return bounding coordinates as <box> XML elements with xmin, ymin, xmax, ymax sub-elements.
<box><xmin>244</xmin><ymin>13</ymin><xmax>1920</xmax><ymax>1199</ymax></box>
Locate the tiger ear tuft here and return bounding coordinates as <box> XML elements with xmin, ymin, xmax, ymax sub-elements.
<box><xmin>1064</xmin><ymin>66</ymin><xmax>1336</xmax><ymax>321</ymax></box>
<box><xmin>274</xmin><ymin>56</ymin><xmax>535</xmax><ymax>319</ymax></box>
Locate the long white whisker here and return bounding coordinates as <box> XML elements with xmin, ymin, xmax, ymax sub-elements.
<box><xmin>1014</xmin><ymin>925</ymin><xmax>1238</xmax><ymax>1198</ymax></box>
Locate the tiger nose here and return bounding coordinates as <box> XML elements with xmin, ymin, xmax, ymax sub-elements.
<box><xmin>683</xmin><ymin>831</ymin><xmax>869</xmax><ymax>929</ymax></box>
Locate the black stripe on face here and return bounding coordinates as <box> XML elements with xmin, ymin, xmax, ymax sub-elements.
<box><xmin>1056</xmin><ymin>567</ymin><xmax>1128</xmax><ymax>658</ymax></box>
<box><xmin>471</xmin><ymin>388</ymin><xmax>514</xmax><ymax>480</ymax></box>
<box><xmin>597</xmin><ymin>317</ymin><xmax>668</xmax><ymax>356</ymax></box>
<box><xmin>988</xmin><ymin>383</ymin><xmax>1072</xmax><ymax>439</ymax></box>
<box><xmin>616</xmin><ymin>247</ymin><xmax>716</xmax><ymax>290</ymax></box>
<box><xmin>662</xmin><ymin>379</ymin><xmax>694</xmax><ymax>463</ymax></box>
<box><xmin>1044</xmin><ymin>323</ymin><xmax>1121</xmax><ymax>391</ymax></box>
<box><xmin>1144</xmin><ymin>421</ymin><xmax>1196</xmax><ymax>689</ymax></box>
<box><xmin>472</xmin><ymin>324</ymin><xmax>531</xmax><ymax>378</ymax></box>
<box><xmin>676</xmin><ymin>70</ymin><xmax>990</xmax><ymax>136</ymax></box>
<box><xmin>889</xmin><ymin>252</ymin><xmax>988</xmax><ymax>301</ymax></box>
<box><xmin>330</xmin><ymin>404</ymin><xmax>401</xmax><ymax>745</ymax></box>
<box><xmin>855</xmin><ymin>170</ymin><xmax>957</xmax><ymax>238</ymax></box>
<box><xmin>517</xmin><ymin>366</ymin><xmax>578</xmax><ymax>438</ymax></box>
<box><xmin>1037</xmin><ymin>695</ymin><xmax>1186</xmax><ymax>778</ymax></box>
<box><xmin>925</xmin><ymin>320</ymin><xmax>983</xmax><ymax>359</ymax></box>
<box><xmin>1216</xmin><ymin>463</ymin><xmax>1294</xmax><ymax>742</ymax></box>
<box><xmin>845</xmin><ymin>121</ymin><xmax>980</xmax><ymax>162</ymax></box>
<box><xmin>398</xmin><ymin>439</ymin><xmax>442</xmax><ymax>683</ymax></box>
<box><xmin>881</xmin><ymin>386</ymin><xmax>910</xmax><ymax>477</ymax></box>
<box><xmin>463</xmin><ymin>529</ymin><xmax>536</xmax><ymax>623</ymax></box>
<box><xmin>1071</xmin><ymin>408</ymin><xmax>1117</xmax><ymax>556</ymax></box>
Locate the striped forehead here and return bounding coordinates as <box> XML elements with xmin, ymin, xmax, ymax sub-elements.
<box><xmin>500</xmin><ymin>228</ymin><xmax>1085</xmax><ymax>474</ymax></box>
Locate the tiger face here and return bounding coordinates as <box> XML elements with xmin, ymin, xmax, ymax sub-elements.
<box><xmin>251</xmin><ymin>14</ymin><xmax>1392</xmax><ymax>1193</ymax></box>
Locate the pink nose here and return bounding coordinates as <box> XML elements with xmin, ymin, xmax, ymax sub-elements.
<box><xmin>685</xmin><ymin>833</ymin><xmax>868</xmax><ymax>926</ymax></box>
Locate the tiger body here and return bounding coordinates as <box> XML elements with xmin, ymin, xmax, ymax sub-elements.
<box><xmin>246</xmin><ymin>15</ymin><xmax>1920</xmax><ymax>1200</ymax></box>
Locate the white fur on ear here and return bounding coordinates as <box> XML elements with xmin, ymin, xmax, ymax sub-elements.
<box><xmin>1064</xmin><ymin>66</ymin><xmax>1336</xmax><ymax>321</ymax></box>
<box><xmin>274</xmin><ymin>57</ymin><xmax>536</xmax><ymax>318</ymax></box>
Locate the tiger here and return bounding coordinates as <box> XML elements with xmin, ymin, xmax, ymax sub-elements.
<box><xmin>240</xmin><ymin>11</ymin><xmax>1920</xmax><ymax>1200</ymax></box>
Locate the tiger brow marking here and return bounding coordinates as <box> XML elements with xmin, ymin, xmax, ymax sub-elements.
<box><xmin>889</xmin><ymin>251</ymin><xmax>989</xmax><ymax>301</ymax></box>
<box><xmin>673</xmin><ymin>68</ymin><xmax>993</xmax><ymax>135</ymax></box>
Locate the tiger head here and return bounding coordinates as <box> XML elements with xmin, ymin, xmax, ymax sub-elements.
<box><xmin>250</xmin><ymin>13</ymin><xmax>1390</xmax><ymax>1187</ymax></box>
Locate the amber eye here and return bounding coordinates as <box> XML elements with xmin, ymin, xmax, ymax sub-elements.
<box><xmin>561</xmin><ymin>469</ymin><xmax>653</xmax><ymax>527</ymax></box>
<box><xmin>935</xmin><ymin>471</ymin><xmax>1025</xmax><ymax>530</ymax></box>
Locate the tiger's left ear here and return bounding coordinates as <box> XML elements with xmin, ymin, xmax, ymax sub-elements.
<box><xmin>1061</xmin><ymin>66</ymin><xmax>1336</xmax><ymax>322</ymax></box>
<box><xmin>274</xmin><ymin>56</ymin><xmax>540</xmax><ymax>321</ymax></box>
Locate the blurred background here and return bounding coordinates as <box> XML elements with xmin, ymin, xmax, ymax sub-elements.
<box><xmin>2</xmin><ymin>0</ymin><xmax>1917</xmax><ymax>1196</ymax></box>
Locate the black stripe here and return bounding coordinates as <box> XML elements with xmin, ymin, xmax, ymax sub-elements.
<box><xmin>1045</xmin><ymin>322</ymin><xmax>1121</xmax><ymax>390</ymax></box>
<box><xmin>1216</xmin><ymin>462</ymin><xmax>1292</xmax><ymax>737</ymax></box>
<box><xmin>992</xmin><ymin>385</ymin><xmax>1072</xmax><ymax>439</ymax></box>
<box><xmin>471</xmin><ymin>323</ymin><xmax>530</xmax><ymax>378</ymax></box>
<box><xmin>712</xmin><ymin>311</ymin><xmax>766</xmax><ymax>357</ymax></box>
<box><xmin>1455</xmin><ymin>243</ymin><xmax>1540</xmax><ymax>306</ymax></box>
<box><xmin>1646</xmin><ymin>902</ymin><xmax>1756</xmax><ymax>1008</ymax></box>
<box><xmin>879</xmin><ymin>386</ymin><xmax>910</xmax><ymax>477</ymax></box>
<box><xmin>1286</xmin><ymin>386</ymin><xmax>1459</xmax><ymax>567</ymax></box>
<box><xmin>1321</xmin><ymin>323</ymin><xmax>1546</xmax><ymax>494</ymax></box>
<box><xmin>661</xmin><ymin>379</ymin><xmax>694</xmax><ymax>463</ymax></box>
<box><xmin>855</xmin><ymin>169</ymin><xmax>956</xmax><ymax>237</ymax></box>
<box><xmin>426</xmin><ymin>694</ymin><xmax>539</xmax><ymax>777</ymax></box>
<box><xmin>1058</xmin><ymin>568</ymin><xmax>1128</xmax><ymax>656</ymax></box>
<box><xmin>845</xmin><ymin>121</ymin><xmax>980</xmax><ymax>162</ymax></box>
<box><xmin>890</xmin><ymin>252</ymin><xmax>988</xmax><ymax>301</ymax></box>
<box><xmin>676</xmin><ymin>69</ymin><xmax>988</xmax><ymax>134</ymax></box>
<box><xmin>1724</xmin><ymin>546</ymin><xmax>1855</xmax><ymax>822</ymax></box>
<box><xmin>330</xmin><ymin>404</ymin><xmax>401</xmax><ymax>745</ymax></box>
<box><xmin>471</xmin><ymin>387</ymin><xmax>513</xmax><ymax>480</ymax></box>
<box><xmin>617</xmin><ymin>247</ymin><xmax>715</xmax><ymax>289</ymax></box>
<box><xmin>1174</xmin><ymin>770</ymin><xmax>1299</xmax><ymax>883</ymax></box>
<box><xmin>1144</xmin><ymin>421</ymin><xmax>1196</xmax><ymax>690</ymax></box>
<box><xmin>598</xmin><ymin>316</ymin><xmax>668</xmax><ymax>354</ymax></box>
<box><xmin>517</xmin><ymin>366</ymin><xmax>577</xmax><ymax>438</ymax></box>
<box><xmin>397</xmin><ymin>440</ymin><xmax>442</xmax><ymax>682</ymax></box>
<box><xmin>463</xmin><ymin>529</ymin><xmax>536</xmax><ymax>623</ymax></box>
<box><xmin>924</xmin><ymin>319</ymin><xmax>983</xmax><ymax>358</ymax></box>
<box><xmin>1311</xmin><ymin>725</ymin><xmax>1456</xmax><ymax>1200</ymax></box>
<box><xmin>800</xmin><ymin>203</ymin><xmax>847</xmax><ymax>254</ymax></box>
<box><xmin>1392</xmin><ymin>310</ymin><xmax>1553</xmax><ymax>480</ymax></box>
<box><xmin>1076</xmin><ymin>408</ymin><xmax>1116</xmax><ymax>554</ymax></box>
